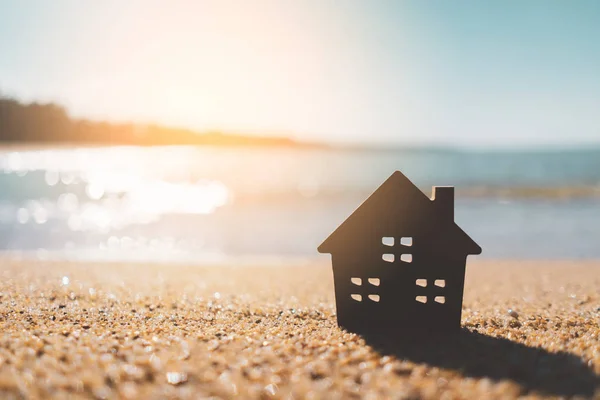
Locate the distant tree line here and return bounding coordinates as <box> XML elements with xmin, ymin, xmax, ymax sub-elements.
<box><xmin>0</xmin><ymin>95</ymin><xmax>306</xmax><ymax>147</ymax></box>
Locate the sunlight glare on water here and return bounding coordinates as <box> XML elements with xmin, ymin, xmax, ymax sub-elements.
<box><xmin>0</xmin><ymin>147</ymin><xmax>231</xmax><ymax>235</ymax></box>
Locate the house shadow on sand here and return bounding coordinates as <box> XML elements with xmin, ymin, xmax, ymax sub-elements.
<box><xmin>360</xmin><ymin>328</ymin><xmax>600</xmax><ymax>398</ymax></box>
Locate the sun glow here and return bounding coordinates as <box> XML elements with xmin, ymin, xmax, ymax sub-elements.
<box><xmin>50</xmin><ymin>0</ymin><xmax>343</xmax><ymax>142</ymax></box>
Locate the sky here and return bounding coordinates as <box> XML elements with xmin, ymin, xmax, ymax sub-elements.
<box><xmin>0</xmin><ymin>0</ymin><xmax>599</xmax><ymax>147</ymax></box>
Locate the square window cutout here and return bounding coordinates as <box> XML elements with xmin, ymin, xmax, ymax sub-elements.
<box><xmin>382</xmin><ymin>237</ymin><xmax>394</xmax><ymax>246</ymax></box>
<box><xmin>382</xmin><ymin>254</ymin><xmax>395</xmax><ymax>262</ymax></box>
<box><xmin>416</xmin><ymin>279</ymin><xmax>427</xmax><ymax>287</ymax></box>
<box><xmin>351</xmin><ymin>294</ymin><xmax>362</xmax><ymax>302</ymax></box>
<box><xmin>435</xmin><ymin>296</ymin><xmax>445</xmax><ymax>304</ymax></box>
<box><xmin>400</xmin><ymin>254</ymin><xmax>412</xmax><ymax>263</ymax></box>
<box><xmin>368</xmin><ymin>278</ymin><xmax>380</xmax><ymax>286</ymax></box>
<box><xmin>435</xmin><ymin>279</ymin><xmax>445</xmax><ymax>287</ymax></box>
<box><xmin>401</xmin><ymin>237</ymin><xmax>413</xmax><ymax>246</ymax></box>
<box><xmin>351</xmin><ymin>277</ymin><xmax>362</xmax><ymax>286</ymax></box>
<box><xmin>416</xmin><ymin>296</ymin><xmax>427</xmax><ymax>303</ymax></box>
<box><xmin>368</xmin><ymin>294</ymin><xmax>380</xmax><ymax>302</ymax></box>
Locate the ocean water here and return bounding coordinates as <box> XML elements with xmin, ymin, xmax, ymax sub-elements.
<box><xmin>0</xmin><ymin>145</ymin><xmax>598</xmax><ymax>262</ymax></box>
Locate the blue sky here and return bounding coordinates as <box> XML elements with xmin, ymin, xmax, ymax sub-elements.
<box><xmin>1</xmin><ymin>0</ymin><xmax>599</xmax><ymax>147</ymax></box>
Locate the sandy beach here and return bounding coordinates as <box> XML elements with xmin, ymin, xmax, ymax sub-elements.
<box><xmin>0</xmin><ymin>259</ymin><xmax>598</xmax><ymax>399</ymax></box>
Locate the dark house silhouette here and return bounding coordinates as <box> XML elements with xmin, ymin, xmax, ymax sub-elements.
<box><xmin>318</xmin><ymin>171</ymin><xmax>481</xmax><ymax>334</ymax></box>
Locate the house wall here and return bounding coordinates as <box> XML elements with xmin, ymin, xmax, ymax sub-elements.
<box><xmin>331</xmin><ymin>231</ymin><xmax>468</xmax><ymax>333</ymax></box>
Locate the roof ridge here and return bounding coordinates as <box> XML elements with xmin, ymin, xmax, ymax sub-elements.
<box><xmin>318</xmin><ymin>171</ymin><xmax>431</xmax><ymax>253</ymax></box>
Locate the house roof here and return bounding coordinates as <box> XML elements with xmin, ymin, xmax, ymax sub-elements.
<box><xmin>318</xmin><ymin>171</ymin><xmax>481</xmax><ymax>255</ymax></box>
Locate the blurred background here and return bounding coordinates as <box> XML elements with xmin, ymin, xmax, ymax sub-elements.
<box><xmin>0</xmin><ymin>0</ymin><xmax>599</xmax><ymax>262</ymax></box>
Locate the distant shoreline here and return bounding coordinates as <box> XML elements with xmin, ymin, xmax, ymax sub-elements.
<box><xmin>0</xmin><ymin>95</ymin><xmax>326</xmax><ymax>149</ymax></box>
<box><xmin>3</xmin><ymin>95</ymin><xmax>600</xmax><ymax>152</ymax></box>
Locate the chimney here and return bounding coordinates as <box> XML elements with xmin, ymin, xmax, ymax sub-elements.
<box><xmin>433</xmin><ymin>186</ymin><xmax>454</xmax><ymax>221</ymax></box>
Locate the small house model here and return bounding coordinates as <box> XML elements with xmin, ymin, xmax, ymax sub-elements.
<box><xmin>318</xmin><ymin>171</ymin><xmax>481</xmax><ymax>334</ymax></box>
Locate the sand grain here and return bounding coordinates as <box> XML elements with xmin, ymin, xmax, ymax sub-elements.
<box><xmin>0</xmin><ymin>259</ymin><xmax>599</xmax><ymax>399</ymax></box>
